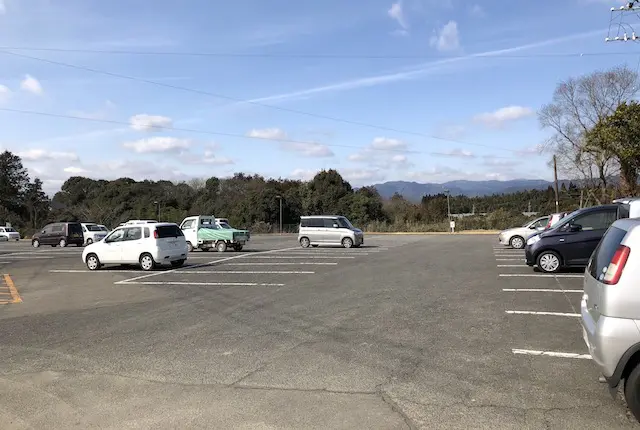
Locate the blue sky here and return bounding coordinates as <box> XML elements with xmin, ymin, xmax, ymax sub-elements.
<box><xmin>0</xmin><ymin>0</ymin><xmax>637</xmax><ymax>194</ymax></box>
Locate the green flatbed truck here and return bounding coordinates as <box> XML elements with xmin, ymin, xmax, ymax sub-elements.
<box><xmin>179</xmin><ymin>215</ymin><xmax>250</xmax><ymax>252</ymax></box>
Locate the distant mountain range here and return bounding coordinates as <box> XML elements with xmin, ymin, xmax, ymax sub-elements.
<box><xmin>372</xmin><ymin>179</ymin><xmax>566</xmax><ymax>202</ymax></box>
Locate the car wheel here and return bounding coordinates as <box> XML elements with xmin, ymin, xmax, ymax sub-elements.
<box><xmin>32</xmin><ymin>239</ymin><xmax>40</xmax><ymax>248</ymax></box>
<box><xmin>216</xmin><ymin>241</ymin><xmax>227</xmax><ymax>252</ymax></box>
<box><xmin>171</xmin><ymin>259</ymin><xmax>185</xmax><ymax>268</ymax></box>
<box><xmin>536</xmin><ymin>251</ymin><xmax>561</xmax><ymax>273</ymax></box>
<box><xmin>86</xmin><ymin>238</ymin><xmax>93</xmax><ymax>245</ymax></box>
<box><xmin>509</xmin><ymin>235</ymin><xmax>525</xmax><ymax>249</ymax></box>
<box><xmin>625</xmin><ymin>363</ymin><xmax>640</xmax><ymax>422</ymax></box>
<box><xmin>186</xmin><ymin>241</ymin><xmax>194</xmax><ymax>252</ymax></box>
<box><xmin>139</xmin><ymin>253</ymin><xmax>156</xmax><ymax>271</ymax></box>
<box><xmin>300</xmin><ymin>237</ymin><xmax>310</xmax><ymax>248</ymax></box>
<box><xmin>234</xmin><ymin>244</ymin><xmax>243</xmax><ymax>251</ymax></box>
<box><xmin>342</xmin><ymin>237</ymin><xmax>353</xmax><ymax>249</ymax></box>
<box><xmin>86</xmin><ymin>253</ymin><xmax>101</xmax><ymax>271</ymax></box>
<box><xmin>59</xmin><ymin>239</ymin><xmax>67</xmax><ymax>248</ymax></box>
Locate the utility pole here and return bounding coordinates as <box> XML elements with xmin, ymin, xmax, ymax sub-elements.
<box><xmin>553</xmin><ymin>155</ymin><xmax>560</xmax><ymax>213</ymax></box>
<box><xmin>153</xmin><ymin>201</ymin><xmax>160</xmax><ymax>221</ymax></box>
<box><xmin>276</xmin><ymin>195</ymin><xmax>283</xmax><ymax>234</ymax></box>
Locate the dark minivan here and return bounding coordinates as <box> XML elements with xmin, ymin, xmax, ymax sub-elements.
<box><xmin>32</xmin><ymin>222</ymin><xmax>84</xmax><ymax>248</ymax></box>
<box><xmin>525</xmin><ymin>201</ymin><xmax>639</xmax><ymax>273</ymax></box>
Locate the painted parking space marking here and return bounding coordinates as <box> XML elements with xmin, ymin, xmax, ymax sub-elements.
<box><xmin>51</xmin><ymin>269</ymin><xmax>314</xmax><ymax>274</ymax></box>
<box><xmin>495</xmin><ymin>258</ymin><xmax>525</xmax><ymax>261</ymax></box>
<box><xmin>499</xmin><ymin>274</ymin><xmax>583</xmax><ymax>278</ymax></box>
<box><xmin>512</xmin><ymin>348</ymin><xmax>591</xmax><ymax>359</ymax></box>
<box><xmin>115</xmin><ymin>246</ymin><xmax>299</xmax><ymax>285</ymax></box>
<box><xmin>505</xmin><ymin>310</ymin><xmax>580</xmax><ymax>317</ymax></box>
<box><xmin>119</xmin><ymin>281</ymin><xmax>285</xmax><ymax>287</ymax></box>
<box><xmin>229</xmin><ymin>262</ymin><xmax>338</xmax><ymax>266</ymax></box>
<box><xmin>503</xmin><ymin>288</ymin><xmax>583</xmax><ymax>293</ymax></box>
<box><xmin>497</xmin><ymin>265</ymin><xmax>529</xmax><ymax>267</ymax></box>
<box><xmin>0</xmin><ymin>274</ymin><xmax>22</xmax><ymax>304</ymax></box>
<box><xmin>246</xmin><ymin>256</ymin><xmax>355</xmax><ymax>259</ymax></box>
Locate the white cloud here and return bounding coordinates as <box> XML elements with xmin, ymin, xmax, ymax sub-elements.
<box><xmin>122</xmin><ymin>137</ymin><xmax>191</xmax><ymax>153</ymax></box>
<box><xmin>247</xmin><ymin>128</ymin><xmax>288</xmax><ymax>140</ymax></box>
<box><xmin>388</xmin><ymin>2</ymin><xmax>408</xmax><ymax>30</ymax></box>
<box><xmin>0</xmin><ymin>85</ymin><xmax>10</xmax><ymax>103</ymax></box>
<box><xmin>516</xmin><ymin>144</ymin><xmax>544</xmax><ymax>155</ymax></box>
<box><xmin>289</xmin><ymin>168</ymin><xmax>385</xmax><ymax>185</ymax></box>
<box><xmin>289</xmin><ymin>168</ymin><xmax>317</xmax><ymax>181</ymax></box>
<box><xmin>247</xmin><ymin>127</ymin><xmax>333</xmax><ymax>157</ymax></box>
<box><xmin>20</xmin><ymin>75</ymin><xmax>43</xmax><ymax>95</ymax></box>
<box><xmin>432</xmin><ymin>148</ymin><xmax>475</xmax><ymax>158</ymax></box>
<box><xmin>469</xmin><ymin>4</ymin><xmax>485</xmax><ymax>17</ymax></box>
<box><xmin>371</xmin><ymin>137</ymin><xmax>407</xmax><ymax>150</ymax></box>
<box><xmin>473</xmin><ymin>105</ymin><xmax>534</xmax><ymax>128</ymax></box>
<box><xmin>129</xmin><ymin>114</ymin><xmax>173</xmax><ymax>132</ymax></box>
<box><xmin>182</xmin><ymin>149</ymin><xmax>234</xmax><ymax>165</ymax></box>
<box><xmin>405</xmin><ymin>166</ymin><xmax>513</xmax><ymax>183</ymax></box>
<box><xmin>430</xmin><ymin>21</ymin><xmax>460</xmax><ymax>52</ymax></box>
<box><xmin>434</xmin><ymin>123</ymin><xmax>466</xmax><ymax>140</ymax></box>
<box><xmin>482</xmin><ymin>155</ymin><xmax>517</xmax><ymax>167</ymax></box>
<box><xmin>17</xmin><ymin>149</ymin><xmax>79</xmax><ymax>162</ymax></box>
<box><xmin>63</xmin><ymin>166</ymin><xmax>88</xmax><ymax>174</ymax></box>
<box><xmin>237</xmin><ymin>30</ymin><xmax>602</xmax><ymax>106</ymax></box>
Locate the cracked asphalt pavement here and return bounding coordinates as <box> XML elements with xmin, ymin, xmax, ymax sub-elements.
<box><xmin>1</xmin><ymin>235</ymin><xmax>638</xmax><ymax>429</ymax></box>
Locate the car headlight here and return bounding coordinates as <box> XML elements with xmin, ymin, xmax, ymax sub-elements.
<box><xmin>526</xmin><ymin>235</ymin><xmax>540</xmax><ymax>246</ymax></box>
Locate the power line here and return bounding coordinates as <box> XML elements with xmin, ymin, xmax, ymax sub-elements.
<box><xmin>0</xmin><ymin>107</ymin><xmax>511</xmax><ymax>158</ymax></box>
<box><xmin>0</xmin><ymin>49</ymin><xmax>524</xmax><ymax>154</ymax></box>
<box><xmin>1</xmin><ymin>46</ymin><xmax>640</xmax><ymax>59</ymax></box>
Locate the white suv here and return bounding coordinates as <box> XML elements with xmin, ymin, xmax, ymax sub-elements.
<box><xmin>0</xmin><ymin>226</ymin><xmax>20</xmax><ymax>241</ymax></box>
<box><xmin>81</xmin><ymin>223</ymin><xmax>109</xmax><ymax>245</ymax></box>
<box><xmin>82</xmin><ymin>223</ymin><xmax>188</xmax><ymax>271</ymax></box>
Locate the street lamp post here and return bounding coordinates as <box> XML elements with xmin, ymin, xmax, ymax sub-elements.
<box><xmin>276</xmin><ymin>195</ymin><xmax>283</xmax><ymax>234</ymax></box>
<box><xmin>444</xmin><ymin>190</ymin><xmax>452</xmax><ymax>233</ymax></box>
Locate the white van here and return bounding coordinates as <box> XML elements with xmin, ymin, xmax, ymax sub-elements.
<box><xmin>82</xmin><ymin>222</ymin><xmax>188</xmax><ymax>271</ymax></box>
<box><xmin>298</xmin><ymin>215</ymin><xmax>364</xmax><ymax>248</ymax></box>
<box><xmin>80</xmin><ymin>223</ymin><xmax>109</xmax><ymax>245</ymax></box>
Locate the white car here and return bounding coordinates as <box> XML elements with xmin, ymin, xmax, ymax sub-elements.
<box><xmin>498</xmin><ymin>216</ymin><xmax>549</xmax><ymax>249</ymax></box>
<box><xmin>82</xmin><ymin>222</ymin><xmax>188</xmax><ymax>271</ymax></box>
<box><xmin>0</xmin><ymin>226</ymin><xmax>20</xmax><ymax>241</ymax></box>
<box><xmin>81</xmin><ymin>223</ymin><xmax>109</xmax><ymax>245</ymax></box>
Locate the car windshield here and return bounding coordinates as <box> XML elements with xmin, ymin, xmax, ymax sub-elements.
<box><xmin>219</xmin><ymin>223</ymin><xmax>232</xmax><ymax>229</ymax></box>
<box><xmin>5</xmin><ymin>227</ymin><xmax>16</xmax><ymax>232</ymax></box>
<box><xmin>337</xmin><ymin>217</ymin><xmax>354</xmax><ymax>229</ymax></box>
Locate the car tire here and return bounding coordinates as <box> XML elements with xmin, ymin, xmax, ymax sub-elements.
<box><xmin>171</xmin><ymin>259</ymin><xmax>185</xmax><ymax>268</ymax></box>
<box><xmin>300</xmin><ymin>237</ymin><xmax>311</xmax><ymax>248</ymax></box>
<box><xmin>32</xmin><ymin>239</ymin><xmax>40</xmax><ymax>248</ymax></box>
<box><xmin>216</xmin><ymin>241</ymin><xmax>227</xmax><ymax>253</ymax></box>
<box><xmin>59</xmin><ymin>239</ymin><xmax>67</xmax><ymax>248</ymax></box>
<box><xmin>233</xmin><ymin>244</ymin><xmax>243</xmax><ymax>251</ymax></box>
<box><xmin>186</xmin><ymin>241</ymin><xmax>194</xmax><ymax>252</ymax></box>
<box><xmin>625</xmin><ymin>364</ymin><xmax>640</xmax><ymax>422</ymax></box>
<box><xmin>536</xmin><ymin>250</ymin><xmax>562</xmax><ymax>273</ymax></box>
<box><xmin>139</xmin><ymin>253</ymin><xmax>156</xmax><ymax>271</ymax></box>
<box><xmin>342</xmin><ymin>237</ymin><xmax>353</xmax><ymax>249</ymax></box>
<box><xmin>509</xmin><ymin>235</ymin><xmax>525</xmax><ymax>249</ymax></box>
<box><xmin>86</xmin><ymin>253</ymin><xmax>101</xmax><ymax>271</ymax></box>
<box><xmin>86</xmin><ymin>238</ymin><xmax>93</xmax><ymax>245</ymax></box>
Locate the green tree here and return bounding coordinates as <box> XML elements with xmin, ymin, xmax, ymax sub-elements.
<box><xmin>303</xmin><ymin>170</ymin><xmax>353</xmax><ymax>215</ymax></box>
<box><xmin>23</xmin><ymin>178</ymin><xmax>50</xmax><ymax>229</ymax></box>
<box><xmin>586</xmin><ymin>101</ymin><xmax>640</xmax><ymax>195</ymax></box>
<box><xmin>0</xmin><ymin>150</ymin><xmax>29</xmax><ymax>214</ymax></box>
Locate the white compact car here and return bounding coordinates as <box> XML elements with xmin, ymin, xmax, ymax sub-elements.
<box><xmin>498</xmin><ymin>216</ymin><xmax>549</xmax><ymax>249</ymax></box>
<box><xmin>81</xmin><ymin>223</ymin><xmax>109</xmax><ymax>245</ymax></box>
<box><xmin>82</xmin><ymin>222</ymin><xmax>188</xmax><ymax>271</ymax></box>
<box><xmin>0</xmin><ymin>226</ymin><xmax>20</xmax><ymax>241</ymax></box>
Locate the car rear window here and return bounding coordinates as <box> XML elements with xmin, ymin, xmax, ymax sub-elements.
<box><xmin>156</xmin><ymin>225</ymin><xmax>184</xmax><ymax>238</ymax></box>
<box><xmin>68</xmin><ymin>223</ymin><xmax>83</xmax><ymax>235</ymax></box>
<box><xmin>618</xmin><ymin>203</ymin><xmax>631</xmax><ymax>219</ymax></box>
<box><xmin>588</xmin><ymin>226</ymin><xmax>628</xmax><ymax>280</ymax></box>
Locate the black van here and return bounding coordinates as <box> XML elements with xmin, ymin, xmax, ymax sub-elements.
<box><xmin>32</xmin><ymin>222</ymin><xmax>84</xmax><ymax>248</ymax></box>
<box><xmin>524</xmin><ymin>202</ymin><xmax>637</xmax><ymax>273</ymax></box>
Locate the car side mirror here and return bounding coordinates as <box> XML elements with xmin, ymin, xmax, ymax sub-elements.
<box><xmin>41</xmin><ymin>230</ymin><xmax>46</xmax><ymax>234</ymax></box>
<box><xmin>569</xmin><ymin>224</ymin><xmax>582</xmax><ymax>232</ymax></box>
<box><xmin>333</xmin><ymin>223</ymin><xmax>339</xmax><ymax>228</ymax></box>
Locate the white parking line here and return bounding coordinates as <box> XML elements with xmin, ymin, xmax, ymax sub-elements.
<box><xmin>229</xmin><ymin>262</ymin><xmax>338</xmax><ymax>266</ymax></box>
<box><xmin>502</xmin><ymin>288</ymin><xmax>583</xmax><ymax>293</ymax></box>
<box><xmin>282</xmin><ymin>252</ymin><xmax>369</xmax><ymax>255</ymax></box>
<box><xmin>0</xmin><ymin>256</ymin><xmax>53</xmax><ymax>259</ymax></box>
<box><xmin>497</xmin><ymin>265</ymin><xmax>528</xmax><ymax>267</ymax></box>
<box><xmin>50</xmin><ymin>269</ymin><xmax>315</xmax><ymax>274</ymax></box>
<box><xmin>505</xmin><ymin>310</ymin><xmax>580</xmax><ymax>317</ymax></box>
<box><xmin>115</xmin><ymin>246</ymin><xmax>299</xmax><ymax>284</ymax></box>
<box><xmin>246</xmin><ymin>256</ymin><xmax>355</xmax><ymax>259</ymax></box>
<box><xmin>499</xmin><ymin>274</ymin><xmax>583</xmax><ymax>278</ymax></box>
<box><xmin>119</xmin><ymin>281</ymin><xmax>285</xmax><ymax>287</ymax></box>
<box><xmin>495</xmin><ymin>259</ymin><xmax>525</xmax><ymax>261</ymax></box>
<box><xmin>512</xmin><ymin>348</ymin><xmax>591</xmax><ymax>359</ymax></box>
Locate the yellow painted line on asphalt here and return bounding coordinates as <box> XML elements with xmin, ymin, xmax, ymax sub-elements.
<box><xmin>1</xmin><ymin>274</ymin><xmax>22</xmax><ymax>304</ymax></box>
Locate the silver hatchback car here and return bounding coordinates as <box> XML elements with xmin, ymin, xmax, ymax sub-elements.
<box><xmin>581</xmin><ymin>218</ymin><xmax>640</xmax><ymax>421</ymax></box>
<box><xmin>298</xmin><ymin>215</ymin><xmax>364</xmax><ymax>248</ymax></box>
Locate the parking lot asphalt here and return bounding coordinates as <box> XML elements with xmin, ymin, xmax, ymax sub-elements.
<box><xmin>1</xmin><ymin>234</ymin><xmax>639</xmax><ymax>429</ymax></box>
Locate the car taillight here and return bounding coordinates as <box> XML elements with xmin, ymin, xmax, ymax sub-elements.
<box><xmin>153</xmin><ymin>230</ymin><xmax>159</xmax><ymax>239</ymax></box>
<box><xmin>603</xmin><ymin>245</ymin><xmax>630</xmax><ymax>285</ymax></box>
